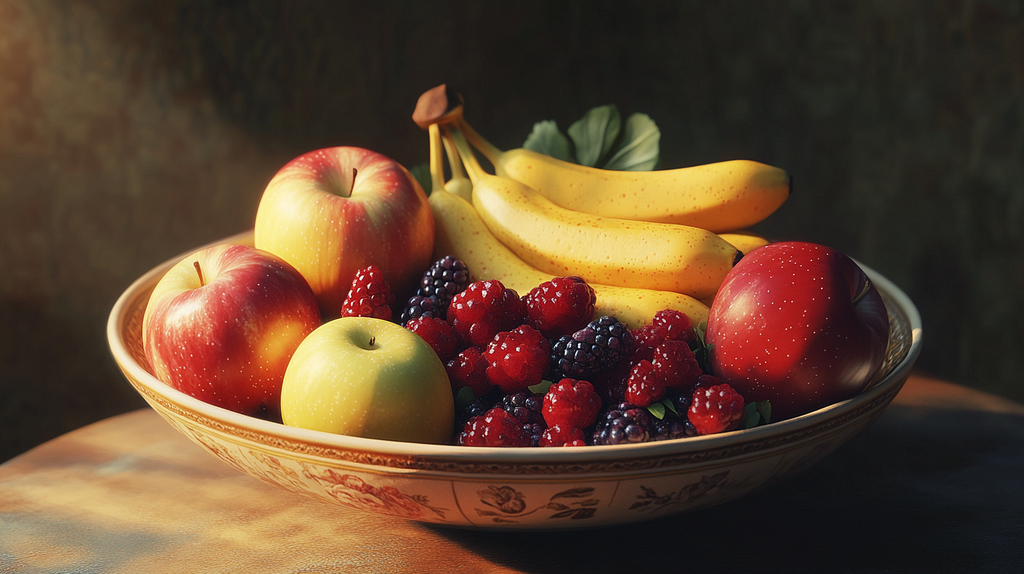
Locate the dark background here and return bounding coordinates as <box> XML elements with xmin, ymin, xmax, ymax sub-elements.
<box><xmin>2</xmin><ymin>0</ymin><xmax>1022</xmax><ymax>462</ymax></box>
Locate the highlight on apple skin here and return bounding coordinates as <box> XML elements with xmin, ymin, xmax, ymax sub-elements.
<box><xmin>280</xmin><ymin>316</ymin><xmax>455</xmax><ymax>445</ymax></box>
<box><xmin>705</xmin><ymin>241</ymin><xmax>890</xmax><ymax>421</ymax></box>
<box><xmin>253</xmin><ymin>146</ymin><xmax>435</xmax><ymax>319</ymax></box>
<box><xmin>142</xmin><ymin>243</ymin><xmax>322</xmax><ymax>417</ymax></box>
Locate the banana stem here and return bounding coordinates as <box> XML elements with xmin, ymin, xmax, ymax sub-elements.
<box><xmin>428</xmin><ymin>124</ymin><xmax>446</xmax><ymax>194</ymax></box>
<box><xmin>442</xmin><ymin>134</ymin><xmax>467</xmax><ymax>180</ymax></box>
<box><xmin>455</xmin><ymin>118</ymin><xmax>504</xmax><ymax>167</ymax></box>
<box><xmin>445</xmin><ymin>126</ymin><xmax>488</xmax><ymax>184</ymax></box>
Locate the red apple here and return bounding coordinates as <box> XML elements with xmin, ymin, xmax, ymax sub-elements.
<box><xmin>705</xmin><ymin>241</ymin><xmax>889</xmax><ymax>421</ymax></box>
<box><xmin>142</xmin><ymin>243</ymin><xmax>321</xmax><ymax>417</ymax></box>
<box><xmin>253</xmin><ymin>147</ymin><xmax>434</xmax><ymax>318</ymax></box>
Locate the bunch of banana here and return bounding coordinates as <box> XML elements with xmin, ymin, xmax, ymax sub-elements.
<box><xmin>452</xmin><ymin>117</ymin><xmax>790</xmax><ymax>234</ymax></box>
<box><xmin>445</xmin><ymin>126</ymin><xmax>741</xmax><ymax>302</ymax></box>
<box><xmin>424</xmin><ymin>123</ymin><xmax>709</xmax><ymax>329</ymax></box>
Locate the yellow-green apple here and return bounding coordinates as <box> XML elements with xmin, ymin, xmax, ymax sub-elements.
<box><xmin>253</xmin><ymin>147</ymin><xmax>434</xmax><ymax>318</ymax></box>
<box><xmin>142</xmin><ymin>243</ymin><xmax>321</xmax><ymax>417</ymax></box>
<box><xmin>280</xmin><ymin>317</ymin><xmax>454</xmax><ymax>444</ymax></box>
<box><xmin>705</xmin><ymin>241</ymin><xmax>889</xmax><ymax>421</ymax></box>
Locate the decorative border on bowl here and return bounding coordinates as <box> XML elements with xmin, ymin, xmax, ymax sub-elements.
<box><xmin>124</xmin><ymin>366</ymin><xmax>907</xmax><ymax>475</ymax></box>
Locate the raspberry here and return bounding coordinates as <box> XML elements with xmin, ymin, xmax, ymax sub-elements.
<box><xmin>340</xmin><ymin>265</ymin><xmax>395</xmax><ymax>320</ymax></box>
<box><xmin>484</xmin><ymin>325</ymin><xmax>551</xmax><ymax>393</ymax></box>
<box><xmin>624</xmin><ymin>360</ymin><xmax>665</xmax><ymax>407</ymax></box>
<box><xmin>591</xmin><ymin>402</ymin><xmax>652</xmax><ymax>445</ymax></box>
<box><xmin>629</xmin><ymin>323</ymin><xmax>668</xmax><ymax>363</ymax></box>
<box><xmin>651</xmin><ymin>340</ymin><xmax>702</xmax><ymax>388</ymax></box>
<box><xmin>550</xmin><ymin>316</ymin><xmax>633</xmax><ymax>379</ymax></box>
<box><xmin>688</xmin><ymin>383</ymin><xmax>746</xmax><ymax>436</ymax></box>
<box><xmin>539</xmin><ymin>424</ymin><xmax>588</xmax><ymax>447</ymax></box>
<box><xmin>399</xmin><ymin>294</ymin><xmax>442</xmax><ymax>325</ymax></box>
<box><xmin>630</xmin><ymin>309</ymin><xmax>698</xmax><ymax>359</ymax></box>
<box><xmin>447</xmin><ymin>280</ymin><xmax>527</xmax><ymax>348</ymax></box>
<box><xmin>405</xmin><ymin>316</ymin><xmax>458</xmax><ymax>362</ymax></box>
<box><xmin>457</xmin><ymin>407</ymin><xmax>532</xmax><ymax>447</ymax></box>
<box><xmin>418</xmin><ymin>255</ymin><xmax>470</xmax><ymax>310</ymax></box>
<box><xmin>652</xmin><ymin>309</ymin><xmax>696</xmax><ymax>346</ymax></box>
<box><xmin>542</xmin><ymin>378</ymin><xmax>601</xmax><ymax>429</ymax></box>
<box><xmin>523</xmin><ymin>276</ymin><xmax>596</xmax><ymax>339</ymax></box>
<box><xmin>695</xmin><ymin>373</ymin><xmax>722</xmax><ymax>389</ymax></box>
<box><xmin>446</xmin><ymin>347</ymin><xmax>493</xmax><ymax>399</ymax></box>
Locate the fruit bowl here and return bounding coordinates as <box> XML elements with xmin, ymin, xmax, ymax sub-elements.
<box><xmin>107</xmin><ymin>231</ymin><xmax>922</xmax><ymax>530</ymax></box>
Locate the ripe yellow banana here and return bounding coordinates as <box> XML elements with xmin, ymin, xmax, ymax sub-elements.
<box><xmin>425</xmin><ymin>125</ymin><xmax>709</xmax><ymax>328</ymax></box>
<box><xmin>446</xmin><ymin>126</ymin><xmax>741</xmax><ymax>301</ymax></box>
<box><xmin>440</xmin><ymin>132</ymin><xmax>473</xmax><ymax>201</ymax></box>
<box><xmin>455</xmin><ymin>117</ymin><xmax>790</xmax><ymax>233</ymax></box>
<box><xmin>718</xmin><ymin>230</ymin><xmax>772</xmax><ymax>254</ymax></box>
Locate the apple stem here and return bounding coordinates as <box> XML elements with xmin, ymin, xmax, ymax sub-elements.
<box><xmin>194</xmin><ymin>261</ymin><xmax>205</xmax><ymax>286</ymax></box>
<box><xmin>852</xmin><ymin>278</ymin><xmax>872</xmax><ymax>305</ymax></box>
<box><xmin>350</xmin><ymin>167</ymin><xmax>357</xmax><ymax>194</ymax></box>
<box><xmin>368</xmin><ymin>336</ymin><xmax>376</xmax><ymax>348</ymax></box>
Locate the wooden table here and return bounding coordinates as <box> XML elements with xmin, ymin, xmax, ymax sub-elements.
<box><xmin>2</xmin><ymin>373</ymin><xmax>1023</xmax><ymax>573</ymax></box>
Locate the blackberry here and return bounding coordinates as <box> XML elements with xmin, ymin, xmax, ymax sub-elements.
<box><xmin>456</xmin><ymin>393</ymin><xmax>498</xmax><ymax>429</ymax></box>
<box><xmin>591</xmin><ymin>402</ymin><xmax>652</xmax><ymax>445</ymax></box>
<box><xmin>651</xmin><ymin>411</ymin><xmax>695</xmax><ymax>441</ymax></box>
<box><xmin>550</xmin><ymin>316</ymin><xmax>634</xmax><ymax>379</ymax></box>
<box><xmin>500</xmin><ymin>390</ymin><xmax>546</xmax><ymax>446</ymax></box>
<box><xmin>400</xmin><ymin>294</ymin><xmax>442</xmax><ymax>325</ymax></box>
<box><xmin>418</xmin><ymin>256</ymin><xmax>469</xmax><ymax>310</ymax></box>
<box><xmin>500</xmin><ymin>390</ymin><xmax>545</xmax><ymax>426</ymax></box>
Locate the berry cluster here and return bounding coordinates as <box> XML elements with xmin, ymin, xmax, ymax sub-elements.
<box><xmin>342</xmin><ymin>257</ymin><xmax>754</xmax><ymax>447</ymax></box>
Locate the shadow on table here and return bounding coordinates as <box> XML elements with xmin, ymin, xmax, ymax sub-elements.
<box><xmin>425</xmin><ymin>405</ymin><xmax>1024</xmax><ymax>574</ymax></box>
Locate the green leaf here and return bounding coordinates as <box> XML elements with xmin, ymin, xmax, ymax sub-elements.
<box><xmin>693</xmin><ymin>321</ymin><xmax>713</xmax><ymax>373</ymax></box>
<box><xmin>522</xmin><ymin>120</ymin><xmax>573</xmax><ymax>162</ymax></box>
<box><xmin>741</xmin><ymin>403</ymin><xmax>760</xmax><ymax>429</ymax></box>
<box><xmin>695</xmin><ymin>321</ymin><xmax>709</xmax><ymax>346</ymax></box>
<box><xmin>567</xmin><ymin>105</ymin><xmax>621</xmax><ymax>167</ymax></box>
<box><xmin>661</xmin><ymin>398</ymin><xmax>679</xmax><ymax>416</ymax></box>
<box><xmin>528</xmin><ymin>379</ymin><xmax>554</xmax><ymax>395</ymax></box>
<box><xmin>603</xmin><ymin>112</ymin><xmax>660</xmax><ymax>171</ymax></box>
<box><xmin>409</xmin><ymin>163</ymin><xmax>432</xmax><ymax>196</ymax></box>
<box><xmin>647</xmin><ymin>401</ymin><xmax>667</xmax><ymax>420</ymax></box>
<box><xmin>756</xmin><ymin>400</ymin><xmax>772</xmax><ymax>424</ymax></box>
<box><xmin>455</xmin><ymin>386</ymin><xmax>477</xmax><ymax>412</ymax></box>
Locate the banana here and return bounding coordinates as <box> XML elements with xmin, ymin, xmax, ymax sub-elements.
<box><xmin>445</xmin><ymin>126</ymin><xmax>741</xmax><ymax>301</ymax></box>
<box><xmin>439</xmin><ymin>133</ymin><xmax>473</xmax><ymax>202</ymax></box>
<box><xmin>454</xmin><ymin>116</ymin><xmax>790</xmax><ymax>233</ymax></box>
<box><xmin>425</xmin><ymin>124</ymin><xmax>709</xmax><ymax>328</ymax></box>
<box><xmin>718</xmin><ymin>230</ymin><xmax>772</xmax><ymax>254</ymax></box>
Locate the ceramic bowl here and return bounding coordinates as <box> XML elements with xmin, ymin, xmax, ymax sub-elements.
<box><xmin>107</xmin><ymin>231</ymin><xmax>922</xmax><ymax>530</ymax></box>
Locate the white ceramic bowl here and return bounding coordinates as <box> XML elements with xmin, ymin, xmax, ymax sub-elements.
<box><xmin>107</xmin><ymin>231</ymin><xmax>922</xmax><ymax>530</ymax></box>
